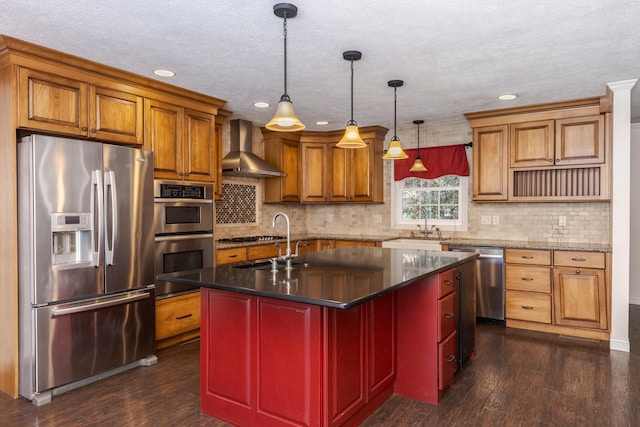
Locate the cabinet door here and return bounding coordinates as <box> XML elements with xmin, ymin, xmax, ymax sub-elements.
<box><xmin>555</xmin><ymin>115</ymin><xmax>604</xmax><ymax>166</ymax></box>
<box><xmin>18</xmin><ymin>67</ymin><xmax>88</xmax><ymax>136</ymax></box>
<box><xmin>183</xmin><ymin>109</ymin><xmax>216</xmax><ymax>182</ymax></box>
<box><xmin>316</xmin><ymin>239</ymin><xmax>335</xmax><ymax>251</ymax></box>
<box><xmin>89</xmin><ymin>85</ymin><xmax>143</xmax><ymax>145</ymax></box>
<box><xmin>144</xmin><ymin>99</ymin><xmax>183</xmax><ymax>180</ymax></box>
<box><xmin>553</xmin><ymin>267</ymin><xmax>607</xmax><ymax>329</ymax></box>
<box><xmin>349</xmin><ymin>142</ymin><xmax>374</xmax><ymax>202</ymax></box>
<box><xmin>509</xmin><ymin>120</ymin><xmax>554</xmax><ymax>168</ymax></box>
<box><xmin>297</xmin><ymin>240</ymin><xmax>316</xmax><ymax>254</ymax></box>
<box><xmin>301</xmin><ymin>142</ymin><xmax>329</xmax><ymax>202</ymax></box>
<box><xmin>214</xmin><ymin>119</ymin><xmax>224</xmax><ymax>200</ymax></box>
<box><xmin>472</xmin><ymin>125</ymin><xmax>508</xmax><ymax>200</ymax></box>
<box><xmin>263</xmin><ymin>134</ymin><xmax>301</xmax><ymax>203</ymax></box>
<box><xmin>329</xmin><ymin>143</ymin><xmax>349</xmax><ymax>202</ymax></box>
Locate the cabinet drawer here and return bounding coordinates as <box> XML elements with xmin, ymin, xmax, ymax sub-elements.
<box><xmin>438</xmin><ymin>268</ymin><xmax>457</xmax><ymax>298</ymax></box>
<box><xmin>156</xmin><ymin>292</ymin><xmax>201</xmax><ymax>340</ymax></box>
<box><xmin>247</xmin><ymin>243</ymin><xmax>280</xmax><ymax>260</ymax></box>
<box><xmin>216</xmin><ymin>247</ymin><xmax>247</xmax><ymax>265</ymax></box>
<box><xmin>553</xmin><ymin>251</ymin><xmax>605</xmax><ymax>269</ymax></box>
<box><xmin>438</xmin><ymin>331</ymin><xmax>458</xmax><ymax>391</ymax></box>
<box><xmin>505</xmin><ymin>265</ymin><xmax>551</xmax><ymax>293</ymax></box>
<box><xmin>505</xmin><ymin>249</ymin><xmax>551</xmax><ymax>265</ymax></box>
<box><xmin>506</xmin><ymin>290</ymin><xmax>551</xmax><ymax>324</ymax></box>
<box><xmin>438</xmin><ymin>292</ymin><xmax>457</xmax><ymax>341</ymax></box>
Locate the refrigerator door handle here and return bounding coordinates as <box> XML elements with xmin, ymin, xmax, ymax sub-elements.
<box><xmin>105</xmin><ymin>170</ymin><xmax>118</xmax><ymax>266</ymax></box>
<box><xmin>91</xmin><ymin>169</ymin><xmax>104</xmax><ymax>267</ymax></box>
<box><xmin>51</xmin><ymin>291</ymin><xmax>150</xmax><ymax>317</ymax></box>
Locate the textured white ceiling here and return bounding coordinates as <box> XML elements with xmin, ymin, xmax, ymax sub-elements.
<box><xmin>2</xmin><ymin>0</ymin><xmax>639</xmax><ymax>131</ymax></box>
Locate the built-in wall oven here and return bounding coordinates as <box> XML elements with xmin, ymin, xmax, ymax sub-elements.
<box><xmin>154</xmin><ymin>180</ymin><xmax>214</xmax><ymax>298</ymax></box>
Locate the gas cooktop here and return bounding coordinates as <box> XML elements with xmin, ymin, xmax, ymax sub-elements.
<box><xmin>217</xmin><ymin>235</ymin><xmax>286</xmax><ymax>243</ymax></box>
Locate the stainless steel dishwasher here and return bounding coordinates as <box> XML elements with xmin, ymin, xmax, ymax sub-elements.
<box><xmin>448</xmin><ymin>245</ymin><xmax>505</xmax><ymax>323</ymax></box>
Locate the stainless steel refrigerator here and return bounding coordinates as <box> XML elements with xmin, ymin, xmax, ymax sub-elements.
<box><xmin>18</xmin><ymin>134</ymin><xmax>157</xmax><ymax>405</ymax></box>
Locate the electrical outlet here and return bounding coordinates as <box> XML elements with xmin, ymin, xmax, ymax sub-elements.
<box><xmin>559</xmin><ymin>216</ymin><xmax>567</xmax><ymax>227</ymax></box>
<box><xmin>327</xmin><ymin>214</ymin><xmax>335</xmax><ymax>222</ymax></box>
<box><xmin>373</xmin><ymin>214</ymin><xmax>382</xmax><ymax>224</ymax></box>
<box><xmin>492</xmin><ymin>215</ymin><xmax>500</xmax><ymax>225</ymax></box>
<box><xmin>481</xmin><ymin>215</ymin><xmax>491</xmax><ymax>225</ymax></box>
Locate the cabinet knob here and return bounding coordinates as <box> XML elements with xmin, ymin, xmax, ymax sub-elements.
<box><xmin>548</xmin><ymin>159</ymin><xmax>553</xmax><ymax>163</ymax></box>
<box><xmin>444</xmin><ymin>312</ymin><xmax>455</xmax><ymax>319</ymax></box>
<box><xmin>444</xmin><ymin>280</ymin><xmax>454</xmax><ymax>286</ymax></box>
<box><xmin>576</xmin><ymin>269</ymin><xmax>581</xmax><ymax>274</ymax></box>
<box><xmin>90</xmin><ymin>128</ymin><xmax>96</xmax><ymax>133</ymax></box>
<box><xmin>81</xmin><ymin>127</ymin><xmax>88</xmax><ymax>131</ymax></box>
<box><xmin>556</xmin><ymin>159</ymin><xmax>560</xmax><ymax>162</ymax></box>
<box><xmin>184</xmin><ymin>173</ymin><xmax>190</xmax><ymax>177</ymax></box>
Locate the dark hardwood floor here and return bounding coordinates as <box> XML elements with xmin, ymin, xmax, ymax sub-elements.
<box><xmin>2</xmin><ymin>306</ymin><xmax>640</xmax><ymax>426</ymax></box>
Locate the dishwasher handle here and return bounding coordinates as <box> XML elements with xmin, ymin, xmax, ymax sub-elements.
<box><xmin>477</xmin><ymin>253</ymin><xmax>504</xmax><ymax>259</ymax></box>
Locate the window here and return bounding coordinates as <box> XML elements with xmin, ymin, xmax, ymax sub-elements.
<box><xmin>391</xmin><ymin>174</ymin><xmax>468</xmax><ymax>231</ymax></box>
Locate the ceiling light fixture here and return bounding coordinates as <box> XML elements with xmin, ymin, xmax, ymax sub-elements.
<box><xmin>153</xmin><ymin>69</ymin><xmax>175</xmax><ymax>77</ymax></box>
<box><xmin>253</xmin><ymin>101</ymin><xmax>270</xmax><ymax>108</ymax></box>
<box><xmin>498</xmin><ymin>93</ymin><xmax>517</xmax><ymax>100</ymax></box>
<box><xmin>316</xmin><ymin>120</ymin><xmax>329</xmax><ymax>125</ymax></box>
<box><xmin>265</xmin><ymin>3</ymin><xmax>305</xmax><ymax>132</ymax></box>
<box><xmin>382</xmin><ymin>80</ymin><xmax>408</xmax><ymax>160</ymax></box>
<box><xmin>409</xmin><ymin>119</ymin><xmax>427</xmax><ymax>172</ymax></box>
<box><xmin>337</xmin><ymin>50</ymin><xmax>366</xmax><ymax>148</ymax></box>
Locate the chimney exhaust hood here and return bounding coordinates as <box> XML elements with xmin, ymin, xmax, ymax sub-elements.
<box><xmin>222</xmin><ymin>119</ymin><xmax>286</xmax><ymax>178</ymax></box>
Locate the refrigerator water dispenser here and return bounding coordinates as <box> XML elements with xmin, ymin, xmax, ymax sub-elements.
<box><xmin>51</xmin><ymin>213</ymin><xmax>92</xmax><ymax>266</ymax></box>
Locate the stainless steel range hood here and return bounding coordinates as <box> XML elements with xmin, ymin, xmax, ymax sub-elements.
<box><xmin>222</xmin><ymin>119</ymin><xmax>286</xmax><ymax>177</ymax></box>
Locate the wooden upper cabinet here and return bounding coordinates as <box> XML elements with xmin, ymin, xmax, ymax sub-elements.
<box><xmin>472</xmin><ymin>125</ymin><xmax>508</xmax><ymax>201</ymax></box>
<box><xmin>183</xmin><ymin>108</ymin><xmax>216</xmax><ymax>182</ymax></box>
<box><xmin>263</xmin><ymin>131</ymin><xmax>301</xmax><ymax>203</ymax></box>
<box><xmin>555</xmin><ymin>115</ymin><xmax>604</xmax><ymax>166</ymax></box>
<box><xmin>18</xmin><ymin>67</ymin><xmax>143</xmax><ymax>145</ymax></box>
<box><xmin>144</xmin><ymin>99</ymin><xmax>217</xmax><ymax>183</ymax></box>
<box><xmin>331</xmin><ymin>140</ymin><xmax>375</xmax><ymax>202</ymax></box>
<box><xmin>301</xmin><ymin>141</ymin><xmax>329</xmax><ymax>203</ymax></box>
<box><xmin>509</xmin><ymin>120</ymin><xmax>554</xmax><ymax>168</ymax></box>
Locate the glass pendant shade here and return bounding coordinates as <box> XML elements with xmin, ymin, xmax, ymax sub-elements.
<box><xmin>410</xmin><ymin>156</ymin><xmax>427</xmax><ymax>171</ymax></box>
<box><xmin>266</xmin><ymin>98</ymin><xmax>305</xmax><ymax>132</ymax></box>
<box><xmin>382</xmin><ymin>137</ymin><xmax>408</xmax><ymax>159</ymax></box>
<box><xmin>338</xmin><ymin>123</ymin><xmax>366</xmax><ymax>148</ymax></box>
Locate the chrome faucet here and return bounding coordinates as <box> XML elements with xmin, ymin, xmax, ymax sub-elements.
<box><xmin>415</xmin><ymin>207</ymin><xmax>433</xmax><ymax>239</ymax></box>
<box><xmin>272</xmin><ymin>212</ymin><xmax>298</xmax><ymax>270</ymax></box>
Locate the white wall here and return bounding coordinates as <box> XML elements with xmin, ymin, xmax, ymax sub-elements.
<box><xmin>630</xmin><ymin>123</ymin><xmax>640</xmax><ymax>304</ymax></box>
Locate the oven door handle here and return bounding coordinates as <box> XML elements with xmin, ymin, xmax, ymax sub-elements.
<box><xmin>155</xmin><ymin>233</ymin><xmax>214</xmax><ymax>242</ymax></box>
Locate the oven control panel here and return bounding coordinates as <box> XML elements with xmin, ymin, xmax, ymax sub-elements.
<box><xmin>154</xmin><ymin>180</ymin><xmax>212</xmax><ymax>200</ymax></box>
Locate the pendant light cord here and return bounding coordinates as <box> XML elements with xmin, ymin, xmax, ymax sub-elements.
<box><xmin>393</xmin><ymin>87</ymin><xmax>398</xmax><ymax>140</ymax></box>
<box><xmin>348</xmin><ymin>59</ymin><xmax>355</xmax><ymax>125</ymax></box>
<box><xmin>281</xmin><ymin>14</ymin><xmax>290</xmax><ymax>101</ymax></box>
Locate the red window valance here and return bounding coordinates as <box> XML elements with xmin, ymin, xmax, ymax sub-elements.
<box><xmin>393</xmin><ymin>144</ymin><xmax>470</xmax><ymax>181</ymax></box>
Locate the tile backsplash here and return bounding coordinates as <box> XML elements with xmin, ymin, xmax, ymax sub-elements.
<box><xmin>216</xmin><ymin>183</ymin><xmax>257</xmax><ymax>225</ymax></box>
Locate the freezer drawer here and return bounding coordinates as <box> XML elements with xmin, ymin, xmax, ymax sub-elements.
<box><xmin>19</xmin><ymin>289</ymin><xmax>156</xmax><ymax>399</ymax></box>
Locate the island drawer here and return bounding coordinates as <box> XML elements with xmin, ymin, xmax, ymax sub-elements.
<box><xmin>216</xmin><ymin>247</ymin><xmax>247</xmax><ymax>265</ymax></box>
<box><xmin>505</xmin><ymin>249</ymin><xmax>551</xmax><ymax>266</ymax></box>
<box><xmin>505</xmin><ymin>265</ymin><xmax>551</xmax><ymax>293</ymax></box>
<box><xmin>553</xmin><ymin>250</ymin><xmax>605</xmax><ymax>269</ymax></box>
<box><xmin>505</xmin><ymin>290</ymin><xmax>551</xmax><ymax>324</ymax></box>
<box><xmin>438</xmin><ymin>330</ymin><xmax>458</xmax><ymax>391</ymax></box>
<box><xmin>438</xmin><ymin>268</ymin><xmax>457</xmax><ymax>298</ymax></box>
<box><xmin>437</xmin><ymin>291</ymin><xmax>457</xmax><ymax>341</ymax></box>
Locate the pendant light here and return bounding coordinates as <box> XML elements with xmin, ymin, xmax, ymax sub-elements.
<box><xmin>382</xmin><ymin>80</ymin><xmax>408</xmax><ymax>160</ymax></box>
<box><xmin>337</xmin><ymin>50</ymin><xmax>366</xmax><ymax>148</ymax></box>
<box><xmin>409</xmin><ymin>119</ymin><xmax>428</xmax><ymax>172</ymax></box>
<box><xmin>266</xmin><ymin>3</ymin><xmax>305</xmax><ymax>132</ymax></box>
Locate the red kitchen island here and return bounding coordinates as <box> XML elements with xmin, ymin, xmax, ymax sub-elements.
<box><xmin>159</xmin><ymin>247</ymin><xmax>477</xmax><ymax>426</ymax></box>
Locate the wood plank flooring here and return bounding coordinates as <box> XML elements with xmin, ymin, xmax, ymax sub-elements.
<box><xmin>2</xmin><ymin>306</ymin><xmax>639</xmax><ymax>426</ymax></box>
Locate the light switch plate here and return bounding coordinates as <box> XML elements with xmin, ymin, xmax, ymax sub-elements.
<box><xmin>492</xmin><ymin>215</ymin><xmax>500</xmax><ymax>225</ymax></box>
<box><xmin>481</xmin><ymin>215</ymin><xmax>491</xmax><ymax>225</ymax></box>
<box><xmin>559</xmin><ymin>216</ymin><xmax>567</xmax><ymax>227</ymax></box>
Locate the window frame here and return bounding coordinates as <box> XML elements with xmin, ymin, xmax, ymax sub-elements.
<box><xmin>390</xmin><ymin>170</ymin><xmax>468</xmax><ymax>232</ymax></box>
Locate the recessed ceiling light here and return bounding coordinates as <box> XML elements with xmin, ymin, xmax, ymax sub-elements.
<box><xmin>253</xmin><ymin>101</ymin><xmax>270</xmax><ymax>108</ymax></box>
<box><xmin>498</xmin><ymin>93</ymin><xmax>517</xmax><ymax>101</ymax></box>
<box><xmin>153</xmin><ymin>69</ymin><xmax>175</xmax><ymax>77</ymax></box>
<box><xmin>316</xmin><ymin>121</ymin><xmax>329</xmax><ymax>125</ymax></box>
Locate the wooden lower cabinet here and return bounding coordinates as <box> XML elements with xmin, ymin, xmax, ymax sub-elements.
<box><xmin>216</xmin><ymin>247</ymin><xmax>247</xmax><ymax>265</ymax></box>
<box><xmin>334</xmin><ymin>240</ymin><xmax>377</xmax><ymax>249</ymax></box>
<box><xmin>155</xmin><ymin>292</ymin><xmax>201</xmax><ymax>349</ymax></box>
<box><xmin>505</xmin><ymin>248</ymin><xmax>610</xmax><ymax>340</ymax></box>
<box><xmin>200</xmin><ymin>288</ymin><xmax>396</xmax><ymax>427</ymax></box>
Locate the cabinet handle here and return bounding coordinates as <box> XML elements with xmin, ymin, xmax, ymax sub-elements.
<box><xmin>444</xmin><ymin>313</ymin><xmax>455</xmax><ymax>319</ymax></box>
<box><xmin>176</xmin><ymin>313</ymin><xmax>193</xmax><ymax>320</ymax></box>
<box><xmin>228</xmin><ymin>254</ymin><xmax>238</xmax><ymax>258</ymax></box>
<box><xmin>521</xmin><ymin>255</ymin><xmax>534</xmax><ymax>259</ymax></box>
<box><xmin>521</xmin><ymin>277</ymin><xmax>534</xmax><ymax>281</ymax></box>
<box><xmin>446</xmin><ymin>355</ymin><xmax>456</xmax><ymax>363</ymax></box>
<box><xmin>571</xmin><ymin>257</ymin><xmax>586</xmax><ymax>262</ymax></box>
<box><xmin>444</xmin><ymin>280</ymin><xmax>454</xmax><ymax>286</ymax></box>
<box><xmin>521</xmin><ymin>305</ymin><xmax>534</xmax><ymax>310</ymax></box>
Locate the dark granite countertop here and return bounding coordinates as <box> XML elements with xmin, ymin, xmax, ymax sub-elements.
<box><xmin>158</xmin><ymin>247</ymin><xmax>477</xmax><ymax>309</ymax></box>
<box><xmin>443</xmin><ymin>238</ymin><xmax>611</xmax><ymax>252</ymax></box>
<box><xmin>215</xmin><ymin>234</ymin><xmax>391</xmax><ymax>250</ymax></box>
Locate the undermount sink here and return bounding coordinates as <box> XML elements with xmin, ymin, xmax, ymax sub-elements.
<box><xmin>381</xmin><ymin>238</ymin><xmax>444</xmax><ymax>250</ymax></box>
